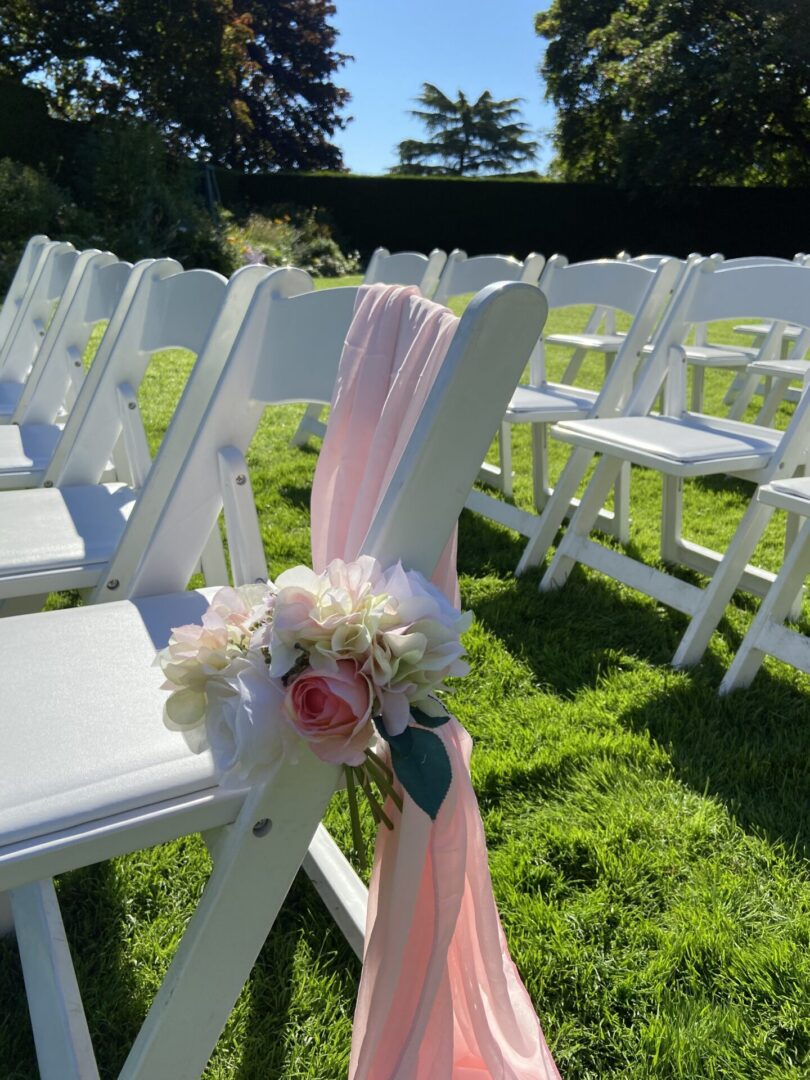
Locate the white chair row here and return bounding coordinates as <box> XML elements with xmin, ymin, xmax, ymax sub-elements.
<box><xmin>0</xmin><ymin>249</ymin><xmax>547</xmax><ymax>1076</ymax></box>
<box><xmin>512</xmin><ymin>258</ymin><xmax>810</xmax><ymax>693</ymax></box>
<box><xmin>289</xmin><ymin>245</ymin><xmax>545</xmax><ymax>447</ymax></box>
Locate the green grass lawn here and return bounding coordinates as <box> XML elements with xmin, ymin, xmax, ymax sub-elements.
<box><xmin>2</xmin><ymin>277</ymin><xmax>810</xmax><ymax>1078</ymax></box>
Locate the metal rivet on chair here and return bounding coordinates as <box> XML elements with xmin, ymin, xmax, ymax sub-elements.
<box><xmin>43</xmin><ymin>480</ymin><xmax>53</xmax><ymax>488</ymax></box>
<box><xmin>252</xmin><ymin>818</ymin><xmax>272</xmax><ymax>837</ymax></box>
<box><xmin>235</xmin><ymin>474</ymin><xmax>247</xmax><ymax>486</ymax></box>
<box><xmin>106</xmin><ymin>579</ymin><xmax>120</xmax><ymax>590</ymax></box>
<box><xmin>128</xmin><ymin>401</ymin><xmax>137</xmax><ymax>410</ymax></box>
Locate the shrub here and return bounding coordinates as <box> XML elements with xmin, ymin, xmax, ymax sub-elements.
<box><xmin>222</xmin><ymin>205</ymin><xmax>359</xmax><ymax>277</ymax></box>
<box><xmin>69</xmin><ymin>123</ymin><xmax>232</xmax><ymax>274</ymax></box>
<box><xmin>0</xmin><ymin>158</ymin><xmax>79</xmax><ymax>290</ymax></box>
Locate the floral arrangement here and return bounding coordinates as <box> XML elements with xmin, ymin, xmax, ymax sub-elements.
<box><xmin>157</xmin><ymin>557</ymin><xmax>471</xmax><ymax>860</ymax></box>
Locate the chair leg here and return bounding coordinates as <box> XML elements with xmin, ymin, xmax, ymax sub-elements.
<box><xmin>199</xmin><ymin>521</ymin><xmax>230</xmax><ymax>585</ymax></box>
<box><xmin>561</xmin><ymin>347</ymin><xmax>588</xmax><ymax>384</ymax></box>
<box><xmin>289</xmin><ymin>404</ymin><xmax>326</xmax><ymax>448</ymax></box>
<box><xmin>11</xmin><ymin>880</ymin><xmax>100</xmax><ymax>1080</ymax></box>
<box><xmin>611</xmin><ymin>462</ymin><xmax>631</xmax><ymax>546</ymax></box>
<box><xmin>690</xmin><ymin>366</ymin><xmax>705</xmax><ymax>413</ymax></box>
<box><xmin>498</xmin><ymin>421</ymin><xmax>513</xmax><ymax>498</ymax></box>
<box><xmin>661</xmin><ymin>475</ymin><xmax>684</xmax><ymax>565</ymax></box>
<box><xmin>755</xmin><ymin>377</ymin><xmax>793</xmax><ymax>427</ymax></box>
<box><xmin>540</xmin><ymin>455</ymin><xmax>626</xmax><ymax>592</ymax></box>
<box><xmin>726</xmin><ymin>369</ymin><xmax>761</xmax><ymax>421</ymax></box>
<box><xmin>531</xmin><ymin>422</ymin><xmax>550</xmax><ymax>513</ymax></box>
<box><xmin>720</xmin><ymin>515</ymin><xmax>810</xmax><ymax>693</ymax></box>
<box><xmin>672</xmin><ymin>499</ymin><xmax>776</xmax><ymax>668</ymax></box>
<box><xmin>517</xmin><ymin>446</ymin><xmax>596</xmax><ymax>575</ymax></box>
<box><xmin>119</xmin><ymin>755</ymin><xmax>338</xmax><ymax>1080</ymax></box>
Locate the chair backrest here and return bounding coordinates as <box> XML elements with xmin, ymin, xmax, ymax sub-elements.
<box><xmin>363</xmin><ymin>247</ymin><xmax>448</xmax><ymax>297</ymax></box>
<box><xmin>715</xmin><ymin>254</ymin><xmax>807</xmax><ymax>269</ymax></box>
<box><xmin>531</xmin><ymin>255</ymin><xmax>681</xmax><ymax>386</ymax></box>
<box><xmin>0</xmin><ymin>242</ymin><xmax>78</xmax><ymax>381</ymax></box>
<box><xmin>44</xmin><ymin>261</ymin><xmax>230</xmax><ymax>489</ymax></box>
<box><xmin>12</xmin><ymin>251</ymin><xmax>132</xmax><ymax>424</ymax></box>
<box><xmin>629</xmin><ymin>260</ymin><xmax>810</xmax><ymax>421</ymax></box>
<box><xmin>0</xmin><ymin>234</ymin><xmax>51</xmax><ymax>348</ymax></box>
<box><xmin>93</xmin><ymin>275</ymin><xmax>548</xmax><ymax>602</ymax></box>
<box><xmin>432</xmin><ymin>249</ymin><xmax>545</xmax><ymax>304</ymax></box>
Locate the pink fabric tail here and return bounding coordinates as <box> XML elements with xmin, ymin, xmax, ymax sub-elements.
<box><xmin>311</xmin><ymin>284</ymin><xmax>561</xmax><ymax>1079</ymax></box>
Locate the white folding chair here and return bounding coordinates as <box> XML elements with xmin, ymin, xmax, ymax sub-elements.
<box><xmin>0</xmin><ymin>234</ymin><xmax>52</xmax><ymax>350</ymax></box>
<box><xmin>0</xmin><ymin>242</ymin><xmax>78</xmax><ymax>398</ymax></box>
<box><xmin>538</xmin><ymin>259</ymin><xmax>810</xmax><ymax>667</ymax></box>
<box><xmin>1</xmin><ymin>250</ymin><xmax>129</xmax><ymax>424</ymax></box>
<box><xmin>731</xmin><ymin>254</ymin><xmax>809</xmax><ymax>351</ymax></box>
<box><xmin>0</xmin><ymin>279</ymin><xmax>546</xmax><ymax>1080</ymax></box>
<box><xmin>289</xmin><ymin>246</ymin><xmax>450</xmax><ymax>448</ymax></box>
<box><xmin>719</xmin><ymin>477</ymin><xmax>810</xmax><ymax>692</ymax></box>
<box><xmin>0</xmin><ymin>263</ymin><xmax>271</xmax><ymax>615</ymax></box>
<box><xmin>0</xmin><ymin>259</ymin><xmax>214</xmax><ymax>492</ymax></box>
<box><xmin>469</xmin><ymin>256</ymin><xmax>679</xmax><ymax>556</ymax></box>
<box><xmin>363</xmin><ymin>246</ymin><xmax>447</xmax><ymax>297</ymax></box>
<box><xmin>432</xmin><ymin>248</ymin><xmax>545</xmax><ymax>305</ymax></box>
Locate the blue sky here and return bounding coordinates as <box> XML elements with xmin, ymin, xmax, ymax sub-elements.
<box><xmin>331</xmin><ymin>0</ymin><xmax>554</xmax><ymax>175</ymax></box>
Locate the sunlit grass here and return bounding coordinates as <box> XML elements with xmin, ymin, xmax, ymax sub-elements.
<box><xmin>1</xmin><ymin>275</ymin><xmax>810</xmax><ymax>1077</ymax></box>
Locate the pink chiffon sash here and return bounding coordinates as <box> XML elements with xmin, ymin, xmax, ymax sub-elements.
<box><xmin>311</xmin><ymin>284</ymin><xmax>561</xmax><ymax>1079</ymax></box>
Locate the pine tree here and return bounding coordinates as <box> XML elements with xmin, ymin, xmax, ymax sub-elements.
<box><xmin>391</xmin><ymin>83</ymin><xmax>537</xmax><ymax>176</ymax></box>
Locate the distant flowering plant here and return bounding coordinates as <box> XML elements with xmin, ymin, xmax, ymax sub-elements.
<box><xmin>156</xmin><ymin>557</ymin><xmax>470</xmax><ymax>857</ymax></box>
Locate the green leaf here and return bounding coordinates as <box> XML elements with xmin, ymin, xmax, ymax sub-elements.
<box><xmin>410</xmin><ymin>705</ymin><xmax>449</xmax><ymax>729</ymax></box>
<box><xmin>389</xmin><ymin>727</ymin><xmax>452</xmax><ymax>821</ymax></box>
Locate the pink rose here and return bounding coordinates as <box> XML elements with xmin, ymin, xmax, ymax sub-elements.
<box><xmin>284</xmin><ymin>660</ymin><xmax>373</xmax><ymax>765</ymax></box>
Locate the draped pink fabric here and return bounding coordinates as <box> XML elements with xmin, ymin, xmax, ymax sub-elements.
<box><xmin>310</xmin><ymin>284</ymin><xmax>561</xmax><ymax>1079</ymax></box>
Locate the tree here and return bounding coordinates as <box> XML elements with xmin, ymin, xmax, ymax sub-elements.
<box><xmin>0</xmin><ymin>0</ymin><xmax>350</xmax><ymax>171</ymax></box>
<box><xmin>536</xmin><ymin>0</ymin><xmax>810</xmax><ymax>186</ymax></box>
<box><xmin>391</xmin><ymin>83</ymin><xmax>537</xmax><ymax>176</ymax></box>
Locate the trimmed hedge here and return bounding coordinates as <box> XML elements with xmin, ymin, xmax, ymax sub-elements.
<box><xmin>1</xmin><ymin>78</ymin><xmax>807</xmax><ymax>265</ymax></box>
<box><xmin>219</xmin><ymin>170</ymin><xmax>810</xmax><ymax>264</ymax></box>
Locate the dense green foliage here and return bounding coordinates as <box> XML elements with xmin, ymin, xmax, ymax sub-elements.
<box><xmin>0</xmin><ymin>0</ymin><xmax>349</xmax><ymax>170</ymax></box>
<box><xmin>1</xmin><ymin>286</ymin><xmax>809</xmax><ymax>1076</ymax></box>
<box><xmin>392</xmin><ymin>83</ymin><xmax>538</xmax><ymax>176</ymax></box>
<box><xmin>537</xmin><ymin>0</ymin><xmax>810</xmax><ymax>185</ymax></box>
<box><xmin>221</xmin><ymin>208</ymin><xmax>360</xmax><ymax>276</ymax></box>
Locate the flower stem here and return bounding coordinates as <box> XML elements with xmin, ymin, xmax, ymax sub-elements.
<box><xmin>344</xmin><ymin>766</ymin><xmax>367</xmax><ymax>871</ymax></box>
<box><xmin>358</xmin><ymin>766</ymin><xmax>395</xmax><ymax>831</ymax></box>
<box><xmin>364</xmin><ymin>749</ymin><xmax>404</xmax><ymax>813</ymax></box>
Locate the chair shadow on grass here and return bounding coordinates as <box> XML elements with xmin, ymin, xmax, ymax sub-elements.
<box><xmin>458</xmin><ymin>509</ymin><xmax>698</xmax><ymax>693</ymax></box>
<box><xmin>459</xmin><ymin>508</ymin><xmax>810</xmax><ymax>861</ymax></box>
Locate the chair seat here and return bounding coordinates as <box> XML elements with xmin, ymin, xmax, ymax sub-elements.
<box><xmin>0</xmin><ymin>379</ymin><xmax>24</xmax><ymax>418</ymax></box>
<box><xmin>677</xmin><ymin>344</ymin><xmax>757</xmax><ymax>368</ymax></box>
<box><xmin>506</xmin><ymin>382</ymin><xmax>597</xmax><ymax>423</ymax></box>
<box><xmin>734</xmin><ymin>322</ymin><xmax>803</xmax><ymax>341</ymax></box>
<box><xmin>0</xmin><ymin>483</ymin><xmax>136</xmax><ymax>575</ymax></box>
<box><xmin>758</xmin><ymin>476</ymin><xmax>810</xmax><ymax>513</ymax></box>
<box><xmin>0</xmin><ymin>589</ymin><xmax>221</xmax><ymax>850</ymax></box>
<box><xmin>748</xmin><ymin>358</ymin><xmax>810</xmax><ymax>380</ymax></box>
<box><xmin>545</xmin><ymin>332</ymin><xmax>625</xmax><ymax>353</ymax></box>
<box><xmin>0</xmin><ymin>421</ymin><xmax>62</xmax><ymax>481</ymax></box>
<box><xmin>553</xmin><ymin>413</ymin><xmax>781</xmax><ymax>475</ymax></box>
